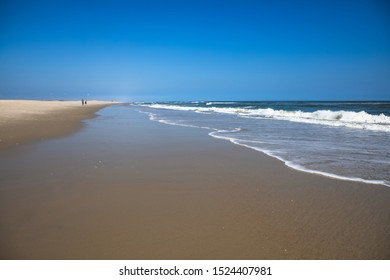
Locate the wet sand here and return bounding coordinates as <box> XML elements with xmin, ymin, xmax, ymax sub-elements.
<box><xmin>0</xmin><ymin>105</ymin><xmax>389</xmax><ymax>259</ymax></box>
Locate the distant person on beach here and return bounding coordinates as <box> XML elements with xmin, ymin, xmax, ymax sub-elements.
<box><xmin>85</xmin><ymin>100</ymin><xmax>87</xmax><ymax>105</ymax></box>
<box><xmin>81</xmin><ymin>99</ymin><xmax>84</xmax><ymax>106</ymax></box>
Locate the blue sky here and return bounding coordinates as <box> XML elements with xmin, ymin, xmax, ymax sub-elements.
<box><xmin>0</xmin><ymin>0</ymin><xmax>389</xmax><ymax>101</ymax></box>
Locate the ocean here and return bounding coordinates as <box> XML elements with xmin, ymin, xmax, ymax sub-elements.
<box><xmin>133</xmin><ymin>101</ymin><xmax>390</xmax><ymax>187</ymax></box>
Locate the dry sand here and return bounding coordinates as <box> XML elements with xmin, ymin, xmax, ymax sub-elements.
<box><xmin>0</xmin><ymin>104</ymin><xmax>389</xmax><ymax>259</ymax></box>
<box><xmin>0</xmin><ymin>100</ymin><xmax>120</xmax><ymax>151</ymax></box>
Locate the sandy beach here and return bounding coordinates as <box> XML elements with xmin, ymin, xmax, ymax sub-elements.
<box><xmin>0</xmin><ymin>103</ymin><xmax>389</xmax><ymax>260</ymax></box>
<box><xmin>0</xmin><ymin>100</ymin><xmax>120</xmax><ymax>151</ymax></box>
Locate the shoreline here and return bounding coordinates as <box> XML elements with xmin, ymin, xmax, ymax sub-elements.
<box><xmin>0</xmin><ymin>105</ymin><xmax>389</xmax><ymax>259</ymax></box>
<box><xmin>142</xmin><ymin>101</ymin><xmax>390</xmax><ymax>189</ymax></box>
<box><xmin>209</xmin><ymin>131</ymin><xmax>390</xmax><ymax>188</ymax></box>
<box><xmin>149</xmin><ymin>113</ymin><xmax>390</xmax><ymax>188</ymax></box>
<box><xmin>0</xmin><ymin>100</ymin><xmax>122</xmax><ymax>151</ymax></box>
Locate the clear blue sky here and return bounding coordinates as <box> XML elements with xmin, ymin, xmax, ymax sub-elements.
<box><xmin>1</xmin><ymin>0</ymin><xmax>389</xmax><ymax>101</ymax></box>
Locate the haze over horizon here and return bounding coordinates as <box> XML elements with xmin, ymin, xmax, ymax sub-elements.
<box><xmin>1</xmin><ymin>0</ymin><xmax>389</xmax><ymax>102</ymax></box>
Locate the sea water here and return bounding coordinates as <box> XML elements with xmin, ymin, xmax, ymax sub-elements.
<box><xmin>134</xmin><ymin>101</ymin><xmax>390</xmax><ymax>187</ymax></box>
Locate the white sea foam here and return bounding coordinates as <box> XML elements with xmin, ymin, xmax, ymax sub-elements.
<box><xmin>209</xmin><ymin>131</ymin><xmax>390</xmax><ymax>187</ymax></box>
<box><xmin>139</xmin><ymin>110</ymin><xmax>214</xmax><ymax>130</ymax></box>
<box><xmin>206</xmin><ymin>102</ymin><xmax>237</xmax><ymax>105</ymax></box>
<box><xmin>144</xmin><ymin>104</ymin><xmax>390</xmax><ymax>132</ymax></box>
<box><xmin>139</xmin><ymin>109</ymin><xmax>389</xmax><ymax>187</ymax></box>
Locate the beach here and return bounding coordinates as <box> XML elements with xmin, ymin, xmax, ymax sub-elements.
<box><xmin>0</xmin><ymin>100</ymin><xmax>119</xmax><ymax>151</ymax></box>
<box><xmin>0</xmin><ymin>102</ymin><xmax>389</xmax><ymax>259</ymax></box>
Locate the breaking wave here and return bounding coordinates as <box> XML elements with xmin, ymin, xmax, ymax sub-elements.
<box><xmin>144</xmin><ymin>104</ymin><xmax>390</xmax><ymax>132</ymax></box>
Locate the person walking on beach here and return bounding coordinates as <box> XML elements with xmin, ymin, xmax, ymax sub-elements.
<box><xmin>81</xmin><ymin>99</ymin><xmax>84</xmax><ymax>106</ymax></box>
